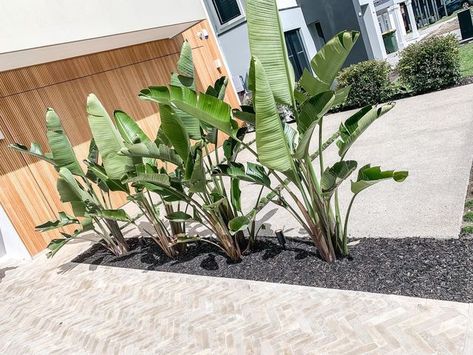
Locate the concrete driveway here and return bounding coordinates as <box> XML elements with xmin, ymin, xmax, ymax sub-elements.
<box><xmin>238</xmin><ymin>84</ymin><xmax>473</xmax><ymax>239</ymax></box>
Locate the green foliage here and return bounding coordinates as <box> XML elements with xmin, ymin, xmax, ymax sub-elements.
<box><xmin>397</xmin><ymin>35</ymin><xmax>461</xmax><ymax>94</ymax></box>
<box><xmin>337</xmin><ymin>60</ymin><xmax>395</xmax><ymax>108</ymax></box>
<box><xmin>463</xmin><ymin>211</ymin><xmax>473</xmax><ymax>222</ymax></box>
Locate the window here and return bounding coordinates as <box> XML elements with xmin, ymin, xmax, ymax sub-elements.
<box><xmin>211</xmin><ymin>0</ymin><xmax>244</xmax><ymax>26</ymax></box>
<box><xmin>284</xmin><ymin>29</ymin><xmax>310</xmax><ymax>80</ymax></box>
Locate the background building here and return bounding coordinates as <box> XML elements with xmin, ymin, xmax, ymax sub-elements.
<box><xmin>203</xmin><ymin>0</ymin><xmax>317</xmax><ymax>94</ymax></box>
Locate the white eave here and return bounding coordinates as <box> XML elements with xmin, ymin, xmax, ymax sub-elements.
<box><xmin>0</xmin><ymin>0</ymin><xmax>207</xmax><ymax>71</ymax></box>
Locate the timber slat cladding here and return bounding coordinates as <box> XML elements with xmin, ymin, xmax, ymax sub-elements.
<box><xmin>0</xmin><ymin>20</ymin><xmax>239</xmax><ymax>255</ymax></box>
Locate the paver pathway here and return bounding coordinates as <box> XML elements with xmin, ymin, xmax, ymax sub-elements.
<box><xmin>0</xmin><ymin>240</ymin><xmax>472</xmax><ymax>354</ymax></box>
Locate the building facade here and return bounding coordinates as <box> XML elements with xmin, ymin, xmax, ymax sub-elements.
<box><xmin>203</xmin><ymin>0</ymin><xmax>317</xmax><ymax>94</ymax></box>
<box><xmin>0</xmin><ymin>0</ymin><xmax>238</xmax><ymax>258</ymax></box>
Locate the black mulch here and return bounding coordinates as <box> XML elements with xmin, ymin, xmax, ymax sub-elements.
<box><xmin>73</xmin><ymin>237</ymin><xmax>473</xmax><ymax>303</ymax></box>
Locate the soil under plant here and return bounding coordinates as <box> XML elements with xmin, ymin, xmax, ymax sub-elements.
<box><xmin>73</xmin><ymin>236</ymin><xmax>473</xmax><ymax>303</ymax></box>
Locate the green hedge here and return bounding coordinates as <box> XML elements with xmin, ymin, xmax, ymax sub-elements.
<box><xmin>337</xmin><ymin>60</ymin><xmax>394</xmax><ymax>108</ymax></box>
<box><xmin>397</xmin><ymin>35</ymin><xmax>460</xmax><ymax>94</ymax></box>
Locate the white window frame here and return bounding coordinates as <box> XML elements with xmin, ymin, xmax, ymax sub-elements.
<box><xmin>207</xmin><ymin>0</ymin><xmax>246</xmax><ymax>34</ymax></box>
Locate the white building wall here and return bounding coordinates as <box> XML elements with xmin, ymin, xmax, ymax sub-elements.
<box><xmin>0</xmin><ymin>205</ymin><xmax>30</xmax><ymax>260</ymax></box>
<box><xmin>0</xmin><ymin>0</ymin><xmax>207</xmax><ymax>71</ymax></box>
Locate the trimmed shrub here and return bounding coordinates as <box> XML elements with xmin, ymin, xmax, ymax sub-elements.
<box><xmin>337</xmin><ymin>60</ymin><xmax>394</xmax><ymax>109</ymax></box>
<box><xmin>397</xmin><ymin>35</ymin><xmax>460</xmax><ymax>94</ymax></box>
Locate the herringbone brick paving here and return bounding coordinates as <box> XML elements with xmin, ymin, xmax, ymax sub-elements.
<box><xmin>0</xmin><ymin>240</ymin><xmax>472</xmax><ymax>354</ymax></box>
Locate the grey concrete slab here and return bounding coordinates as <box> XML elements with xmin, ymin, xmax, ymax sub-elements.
<box><xmin>236</xmin><ymin>84</ymin><xmax>473</xmax><ymax>239</ymax></box>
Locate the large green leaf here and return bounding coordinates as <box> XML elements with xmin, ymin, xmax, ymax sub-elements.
<box><xmin>158</xmin><ymin>105</ymin><xmax>190</xmax><ymax>163</ymax></box>
<box><xmin>88</xmin><ymin>209</ymin><xmax>131</xmax><ymax>222</ymax></box>
<box><xmin>120</xmin><ymin>141</ymin><xmax>183</xmax><ymax>167</ymax></box>
<box><xmin>87</xmin><ymin>94</ymin><xmax>133</xmax><ymax>180</ymax></box>
<box><xmin>230</xmin><ymin>178</ymin><xmax>241</xmax><ymax>212</ymax></box>
<box><xmin>228</xmin><ymin>215</ymin><xmax>250</xmax><ymax>235</ymax></box>
<box><xmin>310</xmin><ymin>31</ymin><xmax>360</xmax><ymax>92</ymax></box>
<box><xmin>84</xmin><ymin>161</ymin><xmax>129</xmax><ymax>192</ymax></box>
<box><xmin>247</xmin><ymin>0</ymin><xmax>294</xmax><ymax>105</ymax></box>
<box><xmin>46</xmin><ymin>109</ymin><xmax>84</xmax><ymax>176</ymax></box>
<box><xmin>57</xmin><ymin>167</ymin><xmax>95</xmax><ymax>204</ymax></box>
<box><xmin>165</xmin><ymin>211</ymin><xmax>193</xmax><ymax>222</ymax></box>
<box><xmin>127</xmin><ymin>172</ymin><xmax>170</xmax><ymax>187</ymax></box>
<box><xmin>351</xmin><ymin>165</ymin><xmax>408</xmax><ymax>194</ymax></box>
<box><xmin>321</xmin><ymin>161</ymin><xmax>358</xmax><ymax>199</ymax></box>
<box><xmin>169</xmin><ymin>86</ymin><xmax>238</xmax><ymax>137</ymax></box>
<box><xmin>9</xmin><ymin>143</ymin><xmax>56</xmax><ymax>166</ymax></box>
<box><xmin>114</xmin><ymin>110</ymin><xmax>150</xmax><ymax>144</ymax></box>
<box><xmin>297</xmin><ymin>91</ymin><xmax>335</xmax><ymax>134</ymax></box>
<box><xmin>252</xmin><ymin>57</ymin><xmax>294</xmax><ymax>173</ymax></box>
<box><xmin>174</xmin><ymin>41</ymin><xmax>195</xmax><ymax>89</ymax></box>
<box><xmin>36</xmin><ymin>212</ymin><xmax>79</xmax><ymax>232</ymax></box>
<box><xmin>187</xmin><ymin>145</ymin><xmax>206</xmax><ymax>193</ymax></box>
<box><xmin>139</xmin><ymin>87</ymin><xmax>202</xmax><ymax>139</ymax></box>
<box><xmin>212</xmin><ymin>162</ymin><xmax>270</xmax><ymax>187</ymax></box>
<box><xmin>337</xmin><ymin>103</ymin><xmax>395</xmax><ymax>158</ymax></box>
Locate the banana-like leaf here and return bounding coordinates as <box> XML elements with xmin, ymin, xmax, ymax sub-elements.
<box><xmin>127</xmin><ymin>172</ymin><xmax>170</xmax><ymax>187</ymax></box>
<box><xmin>283</xmin><ymin>123</ymin><xmax>298</xmax><ymax>154</ymax></box>
<box><xmin>84</xmin><ymin>161</ymin><xmax>129</xmax><ymax>193</ymax></box>
<box><xmin>247</xmin><ymin>0</ymin><xmax>295</xmax><ymax>105</ymax></box>
<box><xmin>89</xmin><ymin>209</ymin><xmax>131</xmax><ymax>222</ymax></box>
<box><xmin>36</xmin><ymin>212</ymin><xmax>79</xmax><ymax>232</ymax></box>
<box><xmin>47</xmin><ymin>236</ymin><xmax>74</xmax><ymax>258</ymax></box>
<box><xmin>114</xmin><ymin>110</ymin><xmax>150</xmax><ymax>144</ymax></box>
<box><xmin>139</xmin><ymin>86</ymin><xmax>201</xmax><ymax>140</ymax></box>
<box><xmin>212</xmin><ymin>162</ymin><xmax>271</xmax><ymax>187</ymax></box>
<box><xmin>165</xmin><ymin>211</ymin><xmax>193</xmax><ymax>222</ymax></box>
<box><xmin>158</xmin><ymin>105</ymin><xmax>190</xmax><ymax>164</ymax></box>
<box><xmin>120</xmin><ymin>141</ymin><xmax>183</xmax><ymax>167</ymax></box>
<box><xmin>310</xmin><ymin>31</ymin><xmax>360</xmax><ymax>92</ymax></box>
<box><xmin>176</xmin><ymin>41</ymin><xmax>194</xmax><ymax>87</ymax></box>
<box><xmin>232</xmin><ymin>106</ymin><xmax>255</xmax><ymax>125</ymax></box>
<box><xmin>9</xmin><ymin>143</ymin><xmax>57</xmax><ymax>166</ymax></box>
<box><xmin>87</xmin><ymin>94</ymin><xmax>133</xmax><ymax>180</ymax></box>
<box><xmin>252</xmin><ymin>57</ymin><xmax>295</xmax><ymax>174</ymax></box>
<box><xmin>187</xmin><ymin>146</ymin><xmax>206</xmax><ymax>193</ymax></box>
<box><xmin>337</xmin><ymin>103</ymin><xmax>395</xmax><ymax>158</ymax></box>
<box><xmin>228</xmin><ymin>215</ymin><xmax>250</xmax><ymax>235</ymax></box>
<box><xmin>351</xmin><ymin>165</ymin><xmax>408</xmax><ymax>194</ymax></box>
<box><xmin>231</xmin><ymin>178</ymin><xmax>242</xmax><ymax>212</ymax></box>
<box><xmin>45</xmin><ymin>109</ymin><xmax>85</xmax><ymax>177</ymax></box>
<box><xmin>57</xmin><ymin>167</ymin><xmax>95</xmax><ymax>205</ymax></box>
<box><xmin>222</xmin><ymin>127</ymin><xmax>247</xmax><ymax>162</ymax></box>
<box><xmin>206</xmin><ymin>76</ymin><xmax>228</xmax><ymax>100</ymax></box>
<box><xmin>293</xmin><ymin>91</ymin><xmax>335</xmax><ymax>159</ymax></box>
<box><xmin>297</xmin><ymin>91</ymin><xmax>335</xmax><ymax>134</ymax></box>
<box><xmin>332</xmin><ymin>85</ymin><xmax>352</xmax><ymax>108</ymax></box>
<box><xmin>169</xmin><ymin>86</ymin><xmax>238</xmax><ymax>137</ymax></box>
<box><xmin>321</xmin><ymin>161</ymin><xmax>358</xmax><ymax>199</ymax></box>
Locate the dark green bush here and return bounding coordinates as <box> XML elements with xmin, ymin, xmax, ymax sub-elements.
<box><xmin>337</xmin><ymin>60</ymin><xmax>394</xmax><ymax>108</ymax></box>
<box><xmin>397</xmin><ymin>35</ymin><xmax>460</xmax><ymax>94</ymax></box>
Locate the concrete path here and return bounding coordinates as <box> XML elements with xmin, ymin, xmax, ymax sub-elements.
<box><xmin>236</xmin><ymin>84</ymin><xmax>473</xmax><ymax>239</ymax></box>
<box><xmin>0</xmin><ymin>241</ymin><xmax>472</xmax><ymax>354</ymax></box>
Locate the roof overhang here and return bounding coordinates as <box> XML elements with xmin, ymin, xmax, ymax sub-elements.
<box><xmin>0</xmin><ymin>0</ymin><xmax>207</xmax><ymax>71</ymax></box>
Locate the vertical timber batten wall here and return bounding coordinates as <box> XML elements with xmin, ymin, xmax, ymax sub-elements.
<box><xmin>0</xmin><ymin>20</ymin><xmax>239</xmax><ymax>255</ymax></box>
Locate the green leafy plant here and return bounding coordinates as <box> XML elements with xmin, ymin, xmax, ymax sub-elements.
<box><xmin>165</xmin><ymin>0</ymin><xmax>408</xmax><ymax>262</ymax></box>
<box><xmin>10</xmin><ymin>110</ymin><xmax>130</xmax><ymax>257</ymax></box>
<box><xmin>121</xmin><ymin>42</ymin><xmax>271</xmax><ymax>261</ymax></box>
<box><xmin>337</xmin><ymin>60</ymin><xmax>395</xmax><ymax>109</ymax></box>
<box><xmin>397</xmin><ymin>35</ymin><xmax>460</xmax><ymax>94</ymax></box>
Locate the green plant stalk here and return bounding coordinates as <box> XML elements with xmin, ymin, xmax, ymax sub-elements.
<box><xmin>342</xmin><ymin>193</ymin><xmax>358</xmax><ymax>255</ymax></box>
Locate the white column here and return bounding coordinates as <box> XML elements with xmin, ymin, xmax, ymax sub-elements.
<box><xmin>388</xmin><ymin>4</ymin><xmax>407</xmax><ymax>49</ymax></box>
<box><xmin>405</xmin><ymin>0</ymin><xmax>419</xmax><ymax>38</ymax></box>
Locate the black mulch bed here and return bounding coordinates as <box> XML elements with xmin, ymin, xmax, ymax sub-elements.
<box><xmin>73</xmin><ymin>237</ymin><xmax>473</xmax><ymax>303</ymax></box>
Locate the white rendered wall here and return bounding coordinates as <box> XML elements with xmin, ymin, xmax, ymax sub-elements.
<box><xmin>0</xmin><ymin>0</ymin><xmax>206</xmax><ymax>71</ymax></box>
<box><xmin>0</xmin><ymin>205</ymin><xmax>30</xmax><ymax>260</ymax></box>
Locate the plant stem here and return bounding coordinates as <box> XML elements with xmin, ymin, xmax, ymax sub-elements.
<box><xmin>342</xmin><ymin>194</ymin><xmax>358</xmax><ymax>254</ymax></box>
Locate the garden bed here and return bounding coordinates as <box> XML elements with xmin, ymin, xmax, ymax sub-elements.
<box><xmin>73</xmin><ymin>236</ymin><xmax>473</xmax><ymax>303</ymax></box>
